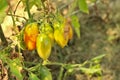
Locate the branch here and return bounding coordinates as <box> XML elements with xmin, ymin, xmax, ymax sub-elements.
<box><xmin>0</xmin><ymin>25</ymin><xmax>8</xmax><ymax>46</ymax></box>
<box><xmin>14</xmin><ymin>0</ymin><xmax>22</xmax><ymax>14</ymax></box>
<box><xmin>7</xmin><ymin>13</ymin><xmax>27</xmax><ymax>21</ymax></box>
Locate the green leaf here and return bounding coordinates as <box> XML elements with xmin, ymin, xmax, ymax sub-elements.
<box><xmin>22</xmin><ymin>0</ymin><xmax>42</xmax><ymax>10</ymax></box>
<box><xmin>0</xmin><ymin>0</ymin><xmax>8</xmax><ymax>23</ymax></box>
<box><xmin>18</xmin><ymin>28</ymin><xmax>26</xmax><ymax>50</ymax></box>
<box><xmin>80</xmin><ymin>67</ymin><xmax>101</xmax><ymax>75</ymax></box>
<box><xmin>40</xmin><ymin>66</ymin><xmax>52</xmax><ymax>80</ymax></box>
<box><xmin>71</xmin><ymin>15</ymin><xmax>80</xmax><ymax>38</ymax></box>
<box><xmin>69</xmin><ymin>0</ymin><xmax>77</xmax><ymax>14</ymax></box>
<box><xmin>29</xmin><ymin>72</ymin><xmax>40</xmax><ymax>80</ymax></box>
<box><xmin>91</xmin><ymin>54</ymin><xmax>106</xmax><ymax>61</ymax></box>
<box><xmin>78</xmin><ymin>0</ymin><xmax>89</xmax><ymax>14</ymax></box>
<box><xmin>8</xmin><ymin>59</ymin><xmax>23</xmax><ymax>80</ymax></box>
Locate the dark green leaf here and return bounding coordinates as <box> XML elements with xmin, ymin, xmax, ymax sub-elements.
<box><xmin>40</xmin><ymin>66</ymin><xmax>52</xmax><ymax>80</ymax></box>
<box><xmin>78</xmin><ymin>0</ymin><xmax>89</xmax><ymax>14</ymax></box>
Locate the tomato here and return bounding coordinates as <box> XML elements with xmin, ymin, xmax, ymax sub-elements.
<box><xmin>44</xmin><ymin>24</ymin><xmax>54</xmax><ymax>45</ymax></box>
<box><xmin>64</xmin><ymin>19</ymin><xmax>73</xmax><ymax>40</ymax></box>
<box><xmin>40</xmin><ymin>66</ymin><xmax>52</xmax><ymax>80</ymax></box>
<box><xmin>36</xmin><ymin>33</ymin><xmax>52</xmax><ymax>60</ymax></box>
<box><xmin>24</xmin><ymin>23</ymin><xmax>39</xmax><ymax>50</ymax></box>
<box><xmin>54</xmin><ymin>28</ymin><xmax>68</xmax><ymax>48</ymax></box>
<box><xmin>54</xmin><ymin>19</ymin><xmax>73</xmax><ymax>48</ymax></box>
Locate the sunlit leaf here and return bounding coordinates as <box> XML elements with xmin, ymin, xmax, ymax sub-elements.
<box><xmin>8</xmin><ymin>59</ymin><xmax>23</xmax><ymax>80</ymax></box>
<box><xmin>91</xmin><ymin>54</ymin><xmax>105</xmax><ymax>61</ymax></box>
<box><xmin>78</xmin><ymin>0</ymin><xmax>89</xmax><ymax>14</ymax></box>
<box><xmin>18</xmin><ymin>28</ymin><xmax>26</xmax><ymax>50</ymax></box>
<box><xmin>22</xmin><ymin>0</ymin><xmax>42</xmax><ymax>10</ymax></box>
<box><xmin>29</xmin><ymin>72</ymin><xmax>40</xmax><ymax>80</ymax></box>
<box><xmin>80</xmin><ymin>67</ymin><xmax>101</xmax><ymax>75</ymax></box>
<box><xmin>0</xmin><ymin>0</ymin><xmax>8</xmax><ymax>23</ymax></box>
<box><xmin>71</xmin><ymin>15</ymin><xmax>80</xmax><ymax>38</ymax></box>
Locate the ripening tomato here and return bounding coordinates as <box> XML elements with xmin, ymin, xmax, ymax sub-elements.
<box><xmin>36</xmin><ymin>33</ymin><xmax>52</xmax><ymax>60</ymax></box>
<box><xmin>54</xmin><ymin>28</ymin><xmax>68</xmax><ymax>48</ymax></box>
<box><xmin>54</xmin><ymin>19</ymin><xmax>73</xmax><ymax>48</ymax></box>
<box><xmin>44</xmin><ymin>24</ymin><xmax>54</xmax><ymax>45</ymax></box>
<box><xmin>24</xmin><ymin>23</ymin><xmax>39</xmax><ymax>50</ymax></box>
<box><xmin>64</xmin><ymin>19</ymin><xmax>73</xmax><ymax>40</ymax></box>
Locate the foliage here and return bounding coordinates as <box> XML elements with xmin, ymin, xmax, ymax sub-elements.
<box><xmin>0</xmin><ymin>0</ymin><xmax>104</xmax><ymax>80</ymax></box>
<box><xmin>0</xmin><ymin>0</ymin><xmax>8</xmax><ymax>23</ymax></box>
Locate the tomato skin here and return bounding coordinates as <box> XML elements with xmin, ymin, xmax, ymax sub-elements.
<box><xmin>24</xmin><ymin>23</ymin><xmax>39</xmax><ymax>50</ymax></box>
<box><xmin>44</xmin><ymin>24</ymin><xmax>54</xmax><ymax>45</ymax></box>
<box><xmin>64</xmin><ymin>19</ymin><xmax>73</xmax><ymax>40</ymax></box>
<box><xmin>36</xmin><ymin>33</ymin><xmax>52</xmax><ymax>60</ymax></box>
<box><xmin>54</xmin><ymin>19</ymin><xmax>73</xmax><ymax>48</ymax></box>
<box><xmin>54</xmin><ymin>28</ymin><xmax>68</xmax><ymax>48</ymax></box>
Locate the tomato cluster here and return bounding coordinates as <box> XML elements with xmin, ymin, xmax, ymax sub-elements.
<box><xmin>23</xmin><ymin>19</ymin><xmax>73</xmax><ymax>61</ymax></box>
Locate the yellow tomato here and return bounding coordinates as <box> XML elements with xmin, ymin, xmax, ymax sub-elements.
<box><xmin>54</xmin><ymin>28</ymin><xmax>68</xmax><ymax>48</ymax></box>
<box><xmin>41</xmin><ymin>23</ymin><xmax>54</xmax><ymax>45</ymax></box>
<box><xmin>24</xmin><ymin>23</ymin><xmax>39</xmax><ymax>50</ymax></box>
<box><xmin>36</xmin><ymin>33</ymin><xmax>52</xmax><ymax>60</ymax></box>
<box><xmin>54</xmin><ymin>19</ymin><xmax>73</xmax><ymax>48</ymax></box>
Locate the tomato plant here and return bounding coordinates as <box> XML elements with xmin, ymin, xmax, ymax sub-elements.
<box><xmin>0</xmin><ymin>0</ymin><xmax>104</xmax><ymax>80</ymax></box>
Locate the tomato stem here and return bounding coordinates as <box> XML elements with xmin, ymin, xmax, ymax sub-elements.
<box><xmin>26</xmin><ymin>0</ymin><xmax>32</xmax><ymax>19</ymax></box>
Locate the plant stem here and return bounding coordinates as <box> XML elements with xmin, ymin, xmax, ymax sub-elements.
<box><xmin>10</xmin><ymin>10</ymin><xmax>16</xmax><ymax>27</ymax></box>
<box><xmin>0</xmin><ymin>25</ymin><xmax>8</xmax><ymax>46</ymax></box>
<box><xmin>26</xmin><ymin>0</ymin><xmax>31</xmax><ymax>19</ymax></box>
<box><xmin>45</xmin><ymin>62</ymin><xmax>64</xmax><ymax>66</ymax></box>
<box><xmin>57</xmin><ymin>66</ymin><xmax>64</xmax><ymax>80</ymax></box>
<box><xmin>14</xmin><ymin>0</ymin><xmax>22</xmax><ymax>14</ymax></box>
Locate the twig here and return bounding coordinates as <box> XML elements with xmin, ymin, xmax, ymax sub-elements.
<box><xmin>0</xmin><ymin>25</ymin><xmax>8</xmax><ymax>46</ymax></box>
<box><xmin>14</xmin><ymin>0</ymin><xmax>22</xmax><ymax>14</ymax></box>
<box><xmin>7</xmin><ymin>13</ymin><xmax>27</xmax><ymax>21</ymax></box>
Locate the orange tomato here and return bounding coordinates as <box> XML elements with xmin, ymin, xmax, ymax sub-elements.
<box><xmin>24</xmin><ymin>23</ymin><xmax>39</xmax><ymax>50</ymax></box>
<box><xmin>64</xmin><ymin>19</ymin><xmax>73</xmax><ymax>40</ymax></box>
